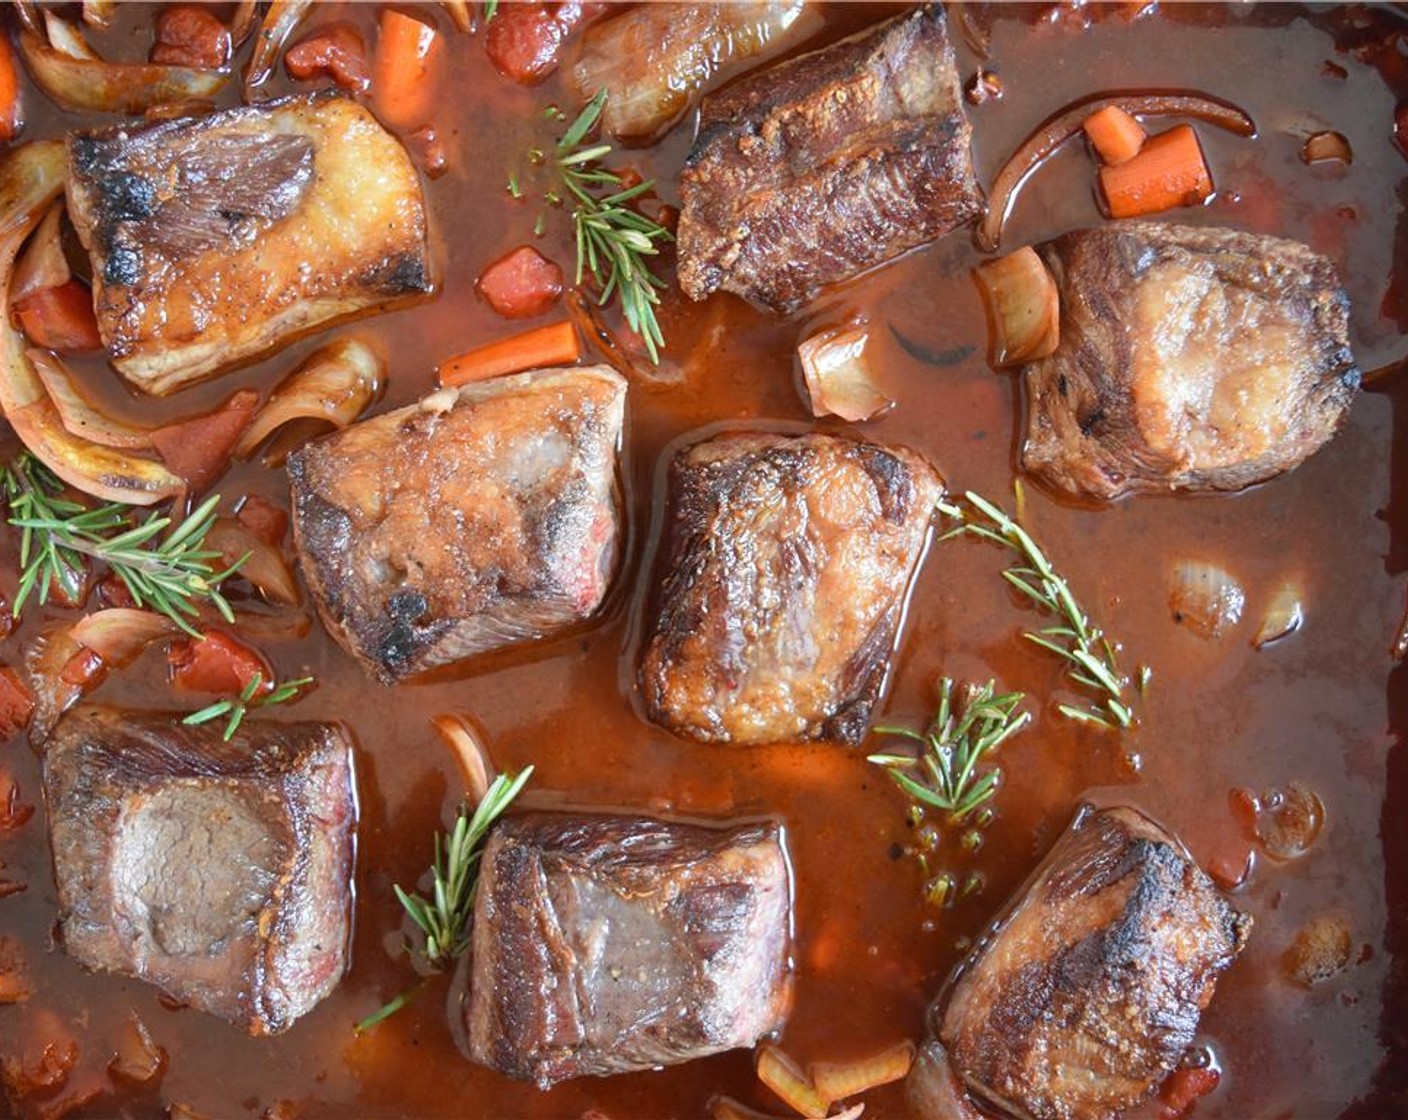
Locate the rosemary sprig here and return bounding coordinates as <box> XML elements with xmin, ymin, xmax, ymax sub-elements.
<box><xmin>940</xmin><ymin>490</ymin><xmax>1137</xmax><ymax>729</ymax></box>
<box><xmin>393</xmin><ymin>767</ymin><xmax>534</xmax><ymax>972</ymax></box>
<box><xmin>555</xmin><ymin>89</ymin><xmax>672</xmax><ymax>362</ymax></box>
<box><xmin>869</xmin><ymin>678</ymin><xmax>1030</xmax><ymax>820</ymax></box>
<box><xmin>482</xmin><ymin>0</ymin><xmax>498</xmax><ymax>21</ymax></box>
<box><xmin>182</xmin><ymin>672</ymin><xmax>315</xmax><ymax>741</ymax></box>
<box><xmin>3</xmin><ymin>453</ymin><xmax>243</xmax><ymax>637</ymax></box>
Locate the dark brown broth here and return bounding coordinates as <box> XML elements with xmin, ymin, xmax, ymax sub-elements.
<box><xmin>0</xmin><ymin>3</ymin><xmax>1405</xmax><ymax>1118</ymax></box>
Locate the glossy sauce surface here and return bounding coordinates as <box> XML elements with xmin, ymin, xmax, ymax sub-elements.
<box><xmin>0</xmin><ymin>4</ymin><xmax>1405</xmax><ymax>1119</ymax></box>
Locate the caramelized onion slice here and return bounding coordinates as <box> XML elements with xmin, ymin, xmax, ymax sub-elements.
<box><xmin>235</xmin><ymin>337</ymin><xmax>383</xmax><ymax>464</ymax></box>
<box><xmin>0</xmin><ymin>143</ymin><xmax>183</xmax><ymax>505</ymax></box>
<box><xmin>798</xmin><ymin>327</ymin><xmax>892</xmax><ymax>422</ymax></box>
<box><xmin>1169</xmin><ymin>560</ymin><xmax>1245</xmax><ymax>639</ymax></box>
<box><xmin>431</xmin><ymin>713</ymin><xmax>495</xmax><ymax>804</ymax></box>
<box><xmin>204</xmin><ymin>518</ymin><xmax>300</xmax><ymax>607</ymax></box>
<box><xmin>70</xmin><ymin>608</ymin><xmax>177</xmax><ymax>667</ymax></box>
<box><xmin>978</xmin><ymin>90</ymin><xmax>1256</xmax><ymax>252</ymax></box>
<box><xmin>572</xmin><ymin>1</ymin><xmax>816</xmax><ymax>144</ymax></box>
<box><xmin>441</xmin><ymin>2</ymin><xmax>472</xmax><ymax>33</ymax></box>
<box><xmin>1253</xmin><ymin>580</ymin><xmax>1304</xmax><ymax>649</ymax></box>
<box><xmin>757</xmin><ymin>1044</ymin><xmax>830</xmax><ymax>1120</ymax></box>
<box><xmin>1301</xmin><ymin>130</ymin><xmax>1352</xmax><ymax>165</ymax></box>
<box><xmin>10</xmin><ymin>202</ymin><xmax>69</xmax><ymax>303</ymax></box>
<box><xmin>18</xmin><ymin>25</ymin><xmax>230</xmax><ymax>115</ymax></box>
<box><xmin>244</xmin><ymin>0</ymin><xmax>314</xmax><ymax>96</ymax></box>
<box><xmin>28</xmin><ymin>348</ymin><xmax>155</xmax><ymax>451</ymax></box>
<box><xmin>811</xmin><ymin>1041</ymin><xmax>916</xmax><ymax>1102</ymax></box>
<box><xmin>973</xmin><ymin>247</ymin><xmax>1060</xmax><ymax>367</ymax></box>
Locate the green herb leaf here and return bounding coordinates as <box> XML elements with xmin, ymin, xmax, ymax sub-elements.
<box><xmin>181</xmin><ymin>672</ymin><xmax>315</xmax><ymax>741</ymax></box>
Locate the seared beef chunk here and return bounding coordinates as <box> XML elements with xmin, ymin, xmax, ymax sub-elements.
<box><xmin>43</xmin><ymin>706</ymin><xmax>357</xmax><ymax>1036</ymax></box>
<box><xmin>677</xmin><ymin>5</ymin><xmax>982</xmax><ymax>312</ymax></box>
<box><xmin>290</xmin><ymin>366</ymin><xmax>626</xmax><ymax>682</ymax></box>
<box><xmin>1023</xmin><ymin>223</ymin><xmax>1358</xmax><ymax>500</ymax></box>
<box><xmin>938</xmin><ymin>806</ymin><xmax>1252</xmax><ymax>1120</ymax></box>
<box><xmin>464</xmin><ymin>812</ymin><xmax>792</xmax><ymax>1087</ymax></box>
<box><xmin>641</xmin><ymin>432</ymin><xmax>942</xmax><ymax>745</ymax></box>
<box><xmin>66</xmin><ymin>91</ymin><xmax>431</xmax><ymax>395</ymax></box>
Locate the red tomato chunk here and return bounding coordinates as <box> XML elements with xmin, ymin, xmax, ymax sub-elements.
<box><xmin>477</xmin><ymin>246</ymin><xmax>564</xmax><ymax>319</ymax></box>
<box><xmin>168</xmin><ymin>630</ymin><xmax>273</xmax><ymax>696</ymax></box>
<box><xmin>285</xmin><ymin>24</ymin><xmax>371</xmax><ymax>93</ymax></box>
<box><xmin>151</xmin><ymin>5</ymin><xmax>232</xmax><ymax>70</ymax></box>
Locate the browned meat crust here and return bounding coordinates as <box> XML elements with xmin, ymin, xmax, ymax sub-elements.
<box><xmin>43</xmin><ymin>706</ymin><xmax>358</xmax><ymax>1036</ymax></box>
<box><xmin>938</xmin><ymin>806</ymin><xmax>1252</xmax><ymax>1120</ymax></box>
<box><xmin>677</xmin><ymin>4</ymin><xmax>982</xmax><ymax>312</ymax></box>
<box><xmin>1022</xmin><ymin>222</ymin><xmax>1359</xmax><ymax>500</ymax></box>
<box><xmin>289</xmin><ymin>366</ymin><xmax>627</xmax><ymax>682</ymax></box>
<box><xmin>464</xmin><ymin>812</ymin><xmax>793</xmax><ymax>1088</ymax></box>
<box><xmin>641</xmin><ymin>431</ymin><xmax>943</xmax><ymax>745</ymax></box>
<box><xmin>66</xmin><ymin>92</ymin><xmax>431</xmax><ymax>395</ymax></box>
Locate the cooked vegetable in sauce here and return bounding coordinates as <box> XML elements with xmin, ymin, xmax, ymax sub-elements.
<box><xmin>0</xmin><ymin>3</ymin><xmax>1405</xmax><ymax>1120</ymax></box>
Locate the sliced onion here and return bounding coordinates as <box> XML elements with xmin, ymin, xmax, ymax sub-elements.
<box><xmin>431</xmin><ymin>713</ymin><xmax>494</xmax><ymax>804</ymax></box>
<box><xmin>0</xmin><ymin>142</ymin><xmax>183</xmax><ymax>505</ymax></box>
<box><xmin>12</xmin><ymin>1</ymin><xmax>41</xmax><ymax>38</ymax></box>
<box><xmin>82</xmin><ymin>1</ymin><xmax>117</xmax><ymax>29</ymax></box>
<box><xmin>18</xmin><ymin>26</ymin><xmax>230</xmax><ymax>115</ymax></box>
<box><xmin>244</xmin><ymin>0</ymin><xmax>314</xmax><ymax>96</ymax></box>
<box><xmin>28</xmin><ymin>349</ymin><xmax>155</xmax><ymax>451</ymax></box>
<box><xmin>235</xmin><ymin>338</ymin><xmax>383</xmax><ymax>464</ymax></box>
<box><xmin>204</xmin><ymin>518</ymin><xmax>300</xmax><ymax>606</ymax></box>
<box><xmin>1253</xmin><ymin>580</ymin><xmax>1304</xmax><ymax>648</ymax></box>
<box><xmin>11</xmin><ymin>202</ymin><xmax>69</xmax><ymax>303</ymax></box>
<box><xmin>798</xmin><ymin>327</ymin><xmax>892</xmax><ymax>423</ymax></box>
<box><xmin>441</xmin><ymin>2</ymin><xmax>472</xmax><ymax>33</ymax></box>
<box><xmin>978</xmin><ymin>90</ymin><xmax>1256</xmax><ymax>252</ymax></box>
<box><xmin>1170</xmin><ymin>560</ymin><xmax>1245</xmax><ymax>639</ymax></box>
<box><xmin>109</xmin><ymin>1013</ymin><xmax>165</xmax><ymax>1086</ymax></box>
<box><xmin>973</xmin><ymin>247</ymin><xmax>1060</xmax><ymax>366</ymax></box>
<box><xmin>757</xmin><ymin>1044</ymin><xmax>830</xmax><ymax>1120</ymax></box>
<box><xmin>70</xmin><ymin>609</ymin><xmax>177</xmax><ymax>667</ymax></box>
<box><xmin>23</xmin><ymin>625</ymin><xmax>99</xmax><ymax>745</ymax></box>
<box><xmin>229</xmin><ymin>1</ymin><xmax>261</xmax><ymax>48</ymax></box>
<box><xmin>43</xmin><ymin>12</ymin><xmax>99</xmax><ymax>61</ymax></box>
<box><xmin>572</xmin><ymin>1</ymin><xmax>815</xmax><ymax>143</ymax></box>
<box><xmin>811</xmin><ymin>1041</ymin><xmax>916</xmax><ymax>1102</ymax></box>
<box><xmin>1301</xmin><ymin>130</ymin><xmax>1352</xmax><ymax>165</ymax></box>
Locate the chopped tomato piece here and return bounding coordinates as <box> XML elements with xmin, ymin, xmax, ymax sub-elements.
<box><xmin>1160</xmin><ymin>1066</ymin><xmax>1220</xmax><ymax>1117</ymax></box>
<box><xmin>150</xmin><ymin>388</ymin><xmax>259</xmax><ymax>492</ymax></box>
<box><xmin>0</xmin><ymin>667</ymin><xmax>35</xmax><ymax>741</ymax></box>
<box><xmin>236</xmin><ymin>494</ymin><xmax>290</xmax><ymax>547</ymax></box>
<box><xmin>151</xmin><ymin>5</ymin><xmax>232</xmax><ymax>70</ymax></box>
<box><xmin>373</xmin><ymin>9</ymin><xmax>442</xmax><ymax>130</ymax></box>
<box><xmin>477</xmin><ymin>246</ymin><xmax>564</xmax><ymax>319</ymax></box>
<box><xmin>485</xmin><ymin>4</ymin><xmax>567</xmax><ymax>85</ymax></box>
<box><xmin>13</xmin><ymin>281</ymin><xmax>102</xmax><ymax>353</ymax></box>
<box><xmin>168</xmin><ymin>630</ymin><xmax>273</xmax><ymax>696</ymax></box>
<box><xmin>0</xmin><ymin>36</ymin><xmax>22</xmax><ymax>142</ymax></box>
<box><xmin>285</xmin><ymin>23</ymin><xmax>370</xmax><ymax>93</ymax></box>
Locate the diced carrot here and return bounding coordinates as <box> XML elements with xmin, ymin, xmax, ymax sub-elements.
<box><xmin>1099</xmin><ymin>124</ymin><xmax>1212</xmax><ymax>219</ymax></box>
<box><xmin>485</xmin><ymin>4</ymin><xmax>566</xmax><ymax>85</ymax></box>
<box><xmin>1083</xmin><ymin>104</ymin><xmax>1146</xmax><ymax>166</ymax></box>
<box><xmin>0</xmin><ymin>666</ymin><xmax>36</xmax><ymax>740</ymax></box>
<box><xmin>13</xmin><ymin>281</ymin><xmax>102</xmax><ymax>353</ymax></box>
<box><xmin>285</xmin><ymin>23</ymin><xmax>370</xmax><ymax>93</ymax></box>
<box><xmin>477</xmin><ymin>246</ymin><xmax>565</xmax><ymax>319</ymax></box>
<box><xmin>151</xmin><ymin>5</ymin><xmax>231</xmax><ymax>69</ymax></box>
<box><xmin>438</xmin><ymin>321</ymin><xmax>581</xmax><ymax>387</ymax></box>
<box><xmin>150</xmin><ymin>388</ymin><xmax>259</xmax><ymax>492</ymax></box>
<box><xmin>1159</xmin><ymin>1066</ymin><xmax>1220</xmax><ymax>1117</ymax></box>
<box><xmin>236</xmin><ymin>494</ymin><xmax>290</xmax><ymax>547</ymax></box>
<box><xmin>373</xmin><ymin>8</ymin><xmax>442</xmax><ymax>130</ymax></box>
<box><xmin>168</xmin><ymin>630</ymin><xmax>273</xmax><ymax>696</ymax></box>
<box><xmin>0</xmin><ymin>35</ymin><xmax>21</xmax><ymax>142</ymax></box>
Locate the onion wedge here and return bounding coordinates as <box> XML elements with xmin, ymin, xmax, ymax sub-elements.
<box><xmin>18</xmin><ymin>24</ymin><xmax>229</xmax><ymax>115</ymax></box>
<box><xmin>27</xmin><ymin>349</ymin><xmax>154</xmax><ymax>451</ymax></box>
<box><xmin>0</xmin><ymin>142</ymin><xmax>183</xmax><ymax>505</ymax></box>
<box><xmin>441</xmin><ymin>2</ymin><xmax>472</xmax><ymax>33</ymax></box>
<box><xmin>10</xmin><ymin>202</ymin><xmax>67</xmax><ymax>304</ymax></box>
<box><xmin>204</xmin><ymin>518</ymin><xmax>300</xmax><ymax>607</ymax></box>
<box><xmin>244</xmin><ymin>0</ymin><xmax>314</xmax><ymax>96</ymax></box>
<box><xmin>973</xmin><ymin>247</ymin><xmax>1060</xmax><ymax>366</ymax></box>
<box><xmin>978</xmin><ymin>90</ymin><xmax>1256</xmax><ymax>251</ymax></box>
<box><xmin>431</xmin><ymin>713</ymin><xmax>495</xmax><ymax>804</ymax></box>
<box><xmin>236</xmin><ymin>338</ymin><xmax>383</xmax><ymax>464</ymax></box>
<box><xmin>797</xmin><ymin>327</ymin><xmax>892</xmax><ymax>422</ymax></box>
<box><xmin>70</xmin><ymin>608</ymin><xmax>178</xmax><ymax>666</ymax></box>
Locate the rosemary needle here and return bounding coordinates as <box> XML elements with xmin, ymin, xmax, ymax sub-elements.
<box><xmin>555</xmin><ymin>90</ymin><xmax>672</xmax><ymax>362</ymax></box>
<box><xmin>3</xmin><ymin>453</ymin><xmax>244</xmax><ymax>637</ymax></box>
<box><xmin>941</xmin><ymin>489</ymin><xmax>1138</xmax><ymax>729</ymax></box>
<box><xmin>182</xmin><ymin>672</ymin><xmax>315</xmax><ymax>741</ymax></box>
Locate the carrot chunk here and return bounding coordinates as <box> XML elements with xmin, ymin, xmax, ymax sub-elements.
<box><xmin>168</xmin><ymin>630</ymin><xmax>273</xmax><ymax>696</ymax></box>
<box><xmin>373</xmin><ymin>8</ymin><xmax>441</xmax><ymax>130</ymax></box>
<box><xmin>0</xmin><ymin>37</ymin><xmax>21</xmax><ymax>142</ymax></box>
<box><xmin>477</xmin><ymin>246</ymin><xmax>565</xmax><ymax>319</ymax></box>
<box><xmin>12</xmin><ymin>280</ymin><xmax>102</xmax><ymax>353</ymax></box>
<box><xmin>1099</xmin><ymin>124</ymin><xmax>1212</xmax><ymax>219</ymax></box>
<box><xmin>438</xmin><ymin>321</ymin><xmax>581</xmax><ymax>387</ymax></box>
<box><xmin>1083</xmin><ymin>104</ymin><xmax>1146</xmax><ymax>166</ymax></box>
